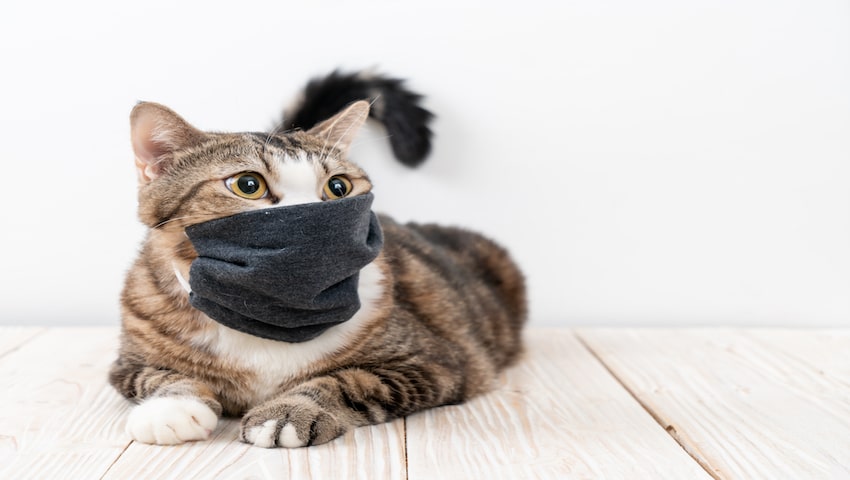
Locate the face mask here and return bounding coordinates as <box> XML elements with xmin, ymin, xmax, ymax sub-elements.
<box><xmin>184</xmin><ymin>193</ymin><xmax>383</xmax><ymax>343</ymax></box>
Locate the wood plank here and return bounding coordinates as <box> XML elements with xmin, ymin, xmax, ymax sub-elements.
<box><xmin>102</xmin><ymin>417</ymin><xmax>406</xmax><ymax>480</ymax></box>
<box><xmin>406</xmin><ymin>329</ymin><xmax>711</xmax><ymax>480</ymax></box>
<box><xmin>740</xmin><ymin>329</ymin><xmax>850</xmax><ymax>378</ymax></box>
<box><xmin>0</xmin><ymin>327</ymin><xmax>46</xmax><ymax>358</ymax></box>
<box><xmin>0</xmin><ymin>327</ymin><xmax>131</xmax><ymax>479</ymax></box>
<box><xmin>1</xmin><ymin>325</ymin><xmax>406</xmax><ymax>479</ymax></box>
<box><xmin>577</xmin><ymin>328</ymin><xmax>850</xmax><ymax>480</ymax></box>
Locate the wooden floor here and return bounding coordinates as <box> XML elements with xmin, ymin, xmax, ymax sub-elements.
<box><xmin>1</xmin><ymin>327</ymin><xmax>848</xmax><ymax>479</ymax></box>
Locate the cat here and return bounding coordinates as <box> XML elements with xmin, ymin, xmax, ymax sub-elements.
<box><xmin>109</xmin><ymin>70</ymin><xmax>527</xmax><ymax>448</ymax></box>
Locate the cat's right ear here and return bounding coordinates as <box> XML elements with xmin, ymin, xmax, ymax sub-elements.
<box><xmin>130</xmin><ymin>102</ymin><xmax>206</xmax><ymax>183</ymax></box>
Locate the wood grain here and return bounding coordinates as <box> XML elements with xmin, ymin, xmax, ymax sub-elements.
<box><xmin>406</xmin><ymin>329</ymin><xmax>712</xmax><ymax>480</ymax></box>
<box><xmin>577</xmin><ymin>328</ymin><xmax>850</xmax><ymax>480</ymax></box>
<box><xmin>0</xmin><ymin>327</ymin><xmax>131</xmax><ymax>480</ymax></box>
<box><xmin>7</xmin><ymin>326</ymin><xmax>843</xmax><ymax>479</ymax></box>
<box><xmin>102</xmin><ymin>417</ymin><xmax>407</xmax><ymax>480</ymax></box>
<box><xmin>0</xmin><ymin>327</ymin><xmax>46</xmax><ymax>358</ymax></box>
<box><xmin>2</xmin><ymin>326</ymin><xmax>407</xmax><ymax>480</ymax></box>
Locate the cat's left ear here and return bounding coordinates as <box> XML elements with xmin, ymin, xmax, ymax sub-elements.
<box><xmin>307</xmin><ymin>100</ymin><xmax>370</xmax><ymax>156</ymax></box>
<box><xmin>130</xmin><ymin>102</ymin><xmax>206</xmax><ymax>183</ymax></box>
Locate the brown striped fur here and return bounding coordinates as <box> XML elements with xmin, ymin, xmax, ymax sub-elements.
<box><xmin>110</xmin><ymin>99</ymin><xmax>526</xmax><ymax>447</ymax></box>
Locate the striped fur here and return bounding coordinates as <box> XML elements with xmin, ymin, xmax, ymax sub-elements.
<box><xmin>110</xmin><ymin>77</ymin><xmax>526</xmax><ymax>448</ymax></box>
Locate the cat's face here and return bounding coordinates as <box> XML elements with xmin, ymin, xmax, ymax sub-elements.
<box><xmin>130</xmin><ymin>101</ymin><xmax>372</xmax><ymax>232</ymax></box>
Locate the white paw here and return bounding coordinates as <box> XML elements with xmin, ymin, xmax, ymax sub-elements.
<box><xmin>278</xmin><ymin>423</ymin><xmax>304</xmax><ymax>448</ymax></box>
<box><xmin>243</xmin><ymin>421</ymin><xmax>306</xmax><ymax>448</ymax></box>
<box><xmin>126</xmin><ymin>397</ymin><xmax>218</xmax><ymax>445</ymax></box>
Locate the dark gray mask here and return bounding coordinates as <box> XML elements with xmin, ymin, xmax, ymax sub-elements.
<box><xmin>184</xmin><ymin>193</ymin><xmax>383</xmax><ymax>343</ymax></box>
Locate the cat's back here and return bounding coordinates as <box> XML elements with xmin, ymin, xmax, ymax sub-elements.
<box><xmin>378</xmin><ymin>214</ymin><xmax>527</xmax><ymax>369</ymax></box>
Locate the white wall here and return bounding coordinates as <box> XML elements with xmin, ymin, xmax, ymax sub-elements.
<box><xmin>0</xmin><ymin>0</ymin><xmax>847</xmax><ymax>326</ymax></box>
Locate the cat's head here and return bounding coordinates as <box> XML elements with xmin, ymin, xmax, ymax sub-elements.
<box><xmin>129</xmin><ymin>101</ymin><xmax>372</xmax><ymax>231</ymax></box>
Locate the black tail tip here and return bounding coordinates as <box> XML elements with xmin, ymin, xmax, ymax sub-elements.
<box><xmin>286</xmin><ymin>69</ymin><xmax>435</xmax><ymax>167</ymax></box>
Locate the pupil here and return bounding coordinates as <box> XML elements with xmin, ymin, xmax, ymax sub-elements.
<box><xmin>330</xmin><ymin>179</ymin><xmax>347</xmax><ymax>197</ymax></box>
<box><xmin>238</xmin><ymin>176</ymin><xmax>259</xmax><ymax>194</ymax></box>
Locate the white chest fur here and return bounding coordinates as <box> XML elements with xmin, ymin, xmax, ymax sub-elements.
<box><xmin>189</xmin><ymin>261</ymin><xmax>384</xmax><ymax>405</ymax></box>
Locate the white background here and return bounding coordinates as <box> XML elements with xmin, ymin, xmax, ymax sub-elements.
<box><xmin>0</xmin><ymin>0</ymin><xmax>848</xmax><ymax>327</ymax></box>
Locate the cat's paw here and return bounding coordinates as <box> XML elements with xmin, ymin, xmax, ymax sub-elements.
<box><xmin>241</xmin><ymin>400</ymin><xmax>346</xmax><ymax>448</ymax></box>
<box><xmin>126</xmin><ymin>397</ymin><xmax>218</xmax><ymax>445</ymax></box>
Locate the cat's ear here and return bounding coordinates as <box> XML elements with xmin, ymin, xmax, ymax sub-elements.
<box><xmin>306</xmin><ymin>100</ymin><xmax>370</xmax><ymax>156</ymax></box>
<box><xmin>130</xmin><ymin>102</ymin><xmax>206</xmax><ymax>183</ymax></box>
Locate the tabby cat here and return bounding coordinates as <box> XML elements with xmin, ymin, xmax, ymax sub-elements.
<box><xmin>109</xmin><ymin>71</ymin><xmax>527</xmax><ymax>448</ymax></box>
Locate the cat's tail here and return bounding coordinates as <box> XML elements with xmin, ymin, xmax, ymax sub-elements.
<box><xmin>283</xmin><ymin>69</ymin><xmax>434</xmax><ymax>167</ymax></box>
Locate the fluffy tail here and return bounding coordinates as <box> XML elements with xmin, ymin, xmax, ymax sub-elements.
<box><xmin>283</xmin><ymin>70</ymin><xmax>434</xmax><ymax>167</ymax></box>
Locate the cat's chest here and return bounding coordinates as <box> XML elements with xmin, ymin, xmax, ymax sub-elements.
<box><xmin>197</xmin><ymin>323</ymin><xmax>351</xmax><ymax>404</ymax></box>
<box><xmin>190</xmin><ymin>262</ymin><xmax>384</xmax><ymax>405</ymax></box>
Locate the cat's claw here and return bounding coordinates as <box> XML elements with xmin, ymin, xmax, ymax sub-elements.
<box><xmin>126</xmin><ymin>397</ymin><xmax>218</xmax><ymax>445</ymax></box>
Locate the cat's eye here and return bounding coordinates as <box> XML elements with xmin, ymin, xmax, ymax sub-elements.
<box><xmin>323</xmin><ymin>176</ymin><xmax>352</xmax><ymax>199</ymax></box>
<box><xmin>226</xmin><ymin>172</ymin><xmax>268</xmax><ymax>200</ymax></box>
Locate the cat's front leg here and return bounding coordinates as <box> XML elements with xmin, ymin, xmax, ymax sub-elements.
<box><xmin>242</xmin><ymin>368</ymin><xmax>410</xmax><ymax>448</ymax></box>
<box><xmin>241</xmin><ymin>366</ymin><xmax>441</xmax><ymax>448</ymax></box>
<box><xmin>240</xmin><ymin>374</ymin><xmax>370</xmax><ymax>448</ymax></box>
<box><xmin>110</xmin><ymin>360</ymin><xmax>222</xmax><ymax>445</ymax></box>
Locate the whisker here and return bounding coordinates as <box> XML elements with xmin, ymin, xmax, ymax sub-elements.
<box><xmin>319</xmin><ymin>120</ymin><xmax>330</xmax><ymax>161</ymax></box>
<box><xmin>153</xmin><ymin>214</ymin><xmax>212</xmax><ymax>230</ymax></box>
<box><xmin>265</xmin><ymin>119</ymin><xmax>284</xmax><ymax>152</ymax></box>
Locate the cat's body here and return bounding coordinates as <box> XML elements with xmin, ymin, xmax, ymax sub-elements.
<box><xmin>109</xmin><ymin>72</ymin><xmax>526</xmax><ymax>448</ymax></box>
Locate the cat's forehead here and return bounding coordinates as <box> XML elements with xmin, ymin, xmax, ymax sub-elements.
<box><xmin>170</xmin><ymin>130</ymin><xmax>359</xmax><ymax>181</ymax></box>
<box><xmin>197</xmin><ymin>131</ymin><xmax>339</xmax><ymax>158</ymax></box>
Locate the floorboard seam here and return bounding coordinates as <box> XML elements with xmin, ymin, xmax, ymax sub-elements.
<box><xmin>402</xmin><ymin>416</ymin><xmax>410</xmax><ymax>479</ymax></box>
<box><xmin>573</xmin><ymin>331</ymin><xmax>721</xmax><ymax>480</ymax></box>
<box><xmin>97</xmin><ymin>441</ymin><xmax>133</xmax><ymax>480</ymax></box>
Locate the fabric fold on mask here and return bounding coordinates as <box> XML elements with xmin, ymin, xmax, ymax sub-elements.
<box><xmin>185</xmin><ymin>193</ymin><xmax>383</xmax><ymax>343</ymax></box>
